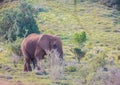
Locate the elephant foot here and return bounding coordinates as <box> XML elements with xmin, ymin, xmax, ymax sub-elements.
<box><xmin>24</xmin><ymin>64</ymin><xmax>32</xmax><ymax>72</ymax></box>
<box><xmin>24</xmin><ymin>66</ymin><xmax>28</xmax><ymax>72</ymax></box>
<box><xmin>24</xmin><ymin>69</ymin><xmax>32</xmax><ymax>72</ymax></box>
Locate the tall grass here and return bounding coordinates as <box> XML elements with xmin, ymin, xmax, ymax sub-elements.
<box><xmin>46</xmin><ymin>49</ymin><xmax>64</xmax><ymax>82</ymax></box>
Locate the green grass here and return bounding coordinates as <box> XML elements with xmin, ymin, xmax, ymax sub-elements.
<box><xmin>35</xmin><ymin>1</ymin><xmax>120</xmax><ymax>59</ymax></box>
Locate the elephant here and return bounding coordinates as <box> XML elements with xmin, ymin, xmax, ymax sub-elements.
<box><xmin>21</xmin><ymin>33</ymin><xmax>63</xmax><ymax>72</ymax></box>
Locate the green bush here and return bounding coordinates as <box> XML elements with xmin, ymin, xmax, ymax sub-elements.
<box><xmin>0</xmin><ymin>1</ymin><xmax>40</xmax><ymax>42</ymax></box>
<box><xmin>9</xmin><ymin>38</ymin><xmax>23</xmax><ymax>55</ymax></box>
<box><xmin>65</xmin><ymin>66</ymin><xmax>77</xmax><ymax>72</ymax></box>
<box><xmin>70</xmin><ymin>47</ymin><xmax>85</xmax><ymax>62</ymax></box>
<box><xmin>100</xmin><ymin>0</ymin><xmax>120</xmax><ymax>10</ymax></box>
<box><xmin>73</xmin><ymin>31</ymin><xmax>86</xmax><ymax>47</ymax></box>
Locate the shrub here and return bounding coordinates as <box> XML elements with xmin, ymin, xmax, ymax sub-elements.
<box><xmin>86</xmin><ymin>66</ymin><xmax>120</xmax><ymax>85</ymax></box>
<box><xmin>65</xmin><ymin>66</ymin><xmax>77</xmax><ymax>72</ymax></box>
<box><xmin>100</xmin><ymin>0</ymin><xmax>120</xmax><ymax>10</ymax></box>
<box><xmin>70</xmin><ymin>48</ymin><xmax>85</xmax><ymax>63</ymax></box>
<box><xmin>0</xmin><ymin>1</ymin><xmax>40</xmax><ymax>42</ymax></box>
<box><xmin>73</xmin><ymin>31</ymin><xmax>86</xmax><ymax>48</ymax></box>
<box><xmin>9</xmin><ymin>38</ymin><xmax>23</xmax><ymax>55</ymax></box>
<box><xmin>7</xmin><ymin>38</ymin><xmax>23</xmax><ymax>67</ymax></box>
<box><xmin>74</xmin><ymin>31</ymin><xmax>86</xmax><ymax>44</ymax></box>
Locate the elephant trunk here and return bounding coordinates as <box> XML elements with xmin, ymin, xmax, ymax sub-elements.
<box><xmin>57</xmin><ymin>46</ymin><xmax>63</xmax><ymax>60</ymax></box>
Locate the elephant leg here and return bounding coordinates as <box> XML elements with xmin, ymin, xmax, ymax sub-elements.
<box><xmin>32</xmin><ymin>58</ymin><xmax>37</xmax><ymax>70</ymax></box>
<box><xmin>35</xmin><ymin>50</ymin><xmax>41</xmax><ymax>70</ymax></box>
<box><xmin>24</xmin><ymin>62</ymin><xmax>27</xmax><ymax>72</ymax></box>
<box><xmin>24</xmin><ymin>58</ymin><xmax>32</xmax><ymax>72</ymax></box>
<box><xmin>35</xmin><ymin>48</ymin><xmax>46</xmax><ymax>70</ymax></box>
<box><xmin>36</xmin><ymin>58</ymin><xmax>41</xmax><ymax>70</ymax></box>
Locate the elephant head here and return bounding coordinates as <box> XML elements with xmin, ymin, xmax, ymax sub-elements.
<box><xmin>38</xmin><ymin>34</ymin><xmax>63</xmax><ymax>59</ymax></box>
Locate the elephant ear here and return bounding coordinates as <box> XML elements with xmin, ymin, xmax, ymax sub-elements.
<box><xmin>38</xmin><ymin>34</ymin><xmax>54</xmax><ymax>53</ymax></box>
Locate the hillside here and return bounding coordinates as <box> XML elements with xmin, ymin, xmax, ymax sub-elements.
<box><xmin>0</xmin><ymin>0</ymin><xmax>120</xmax><ymax>85</ymax></box>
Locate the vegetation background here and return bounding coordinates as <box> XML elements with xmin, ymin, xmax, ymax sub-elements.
<box><xmin>0</xmin><ymin>0</ymin><xmax>120</xmax><ymax>85</ymax></box>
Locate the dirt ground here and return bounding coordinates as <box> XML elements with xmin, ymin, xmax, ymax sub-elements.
<box><xmin>0</xmin><ymin>78</ymin><xmax>26</xmax><ymax>85</ymax></box>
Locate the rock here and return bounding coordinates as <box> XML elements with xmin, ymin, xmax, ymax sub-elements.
<box><xmin>104</xmin><ymin>28</ymin><xmax>111</xmax><ymax>32</ymax></box>
<box><xmin>2</xmin><ymin>65</ymin><xmax>14</xmax><ymax>72</ymax></box>
<box><xmin>113</xmin><ymin>30</ymin><xmax>120</xmax><ymax>33</ymax></box>
<box><xmin>103</xmin><ymin>67</ymin><xmax>108</xmax><ymax>71</ymax></box>
<box><xmin>105</xmin><ymin>29</ymin><xmax>111</xmax><ymax>32</ymax></box>
<box><xmin>3</xmin><ymin>65</ymin><xmax>11</xmax><ymax>70</ymax></box>
<box><xmin>0</xmin><ymin>75</ymin><xmax>13</xmax><ymax>79</ymax></box>
<box><xmin>35</xmin><ymin>70</ymin><xmax>47</xmax><ymax>75</ymax></box>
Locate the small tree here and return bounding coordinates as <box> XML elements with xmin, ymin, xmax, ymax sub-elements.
<box><xmin>72</xmin><ymin>31</ymin><xmax>87</xmax><ymax>63</ymax></box>
<box><xmin>73</xmin><ymin>31</ymin><xmax>86</xmax><ymax>48</ymax></box>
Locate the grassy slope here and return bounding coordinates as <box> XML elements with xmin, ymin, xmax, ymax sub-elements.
<box><xmin>0</xmin><ymin>0</ymin><xmax>120</xmax><ymax>85</ymax></box>
<box><xmin>35</xmin><ymin>1</ymin><xmax>120</xmax><ymax>59</ymax></box>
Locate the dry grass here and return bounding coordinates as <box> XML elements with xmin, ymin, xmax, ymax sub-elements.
<box><xmin>88</xmin><ymin>66</ymin><xmax>120</xmax><ymax>85</ymax></box>
<box><xmin>46</xmin><ymin>49</ymin><xmax>64</xmax><ymax>82</ymax></box>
